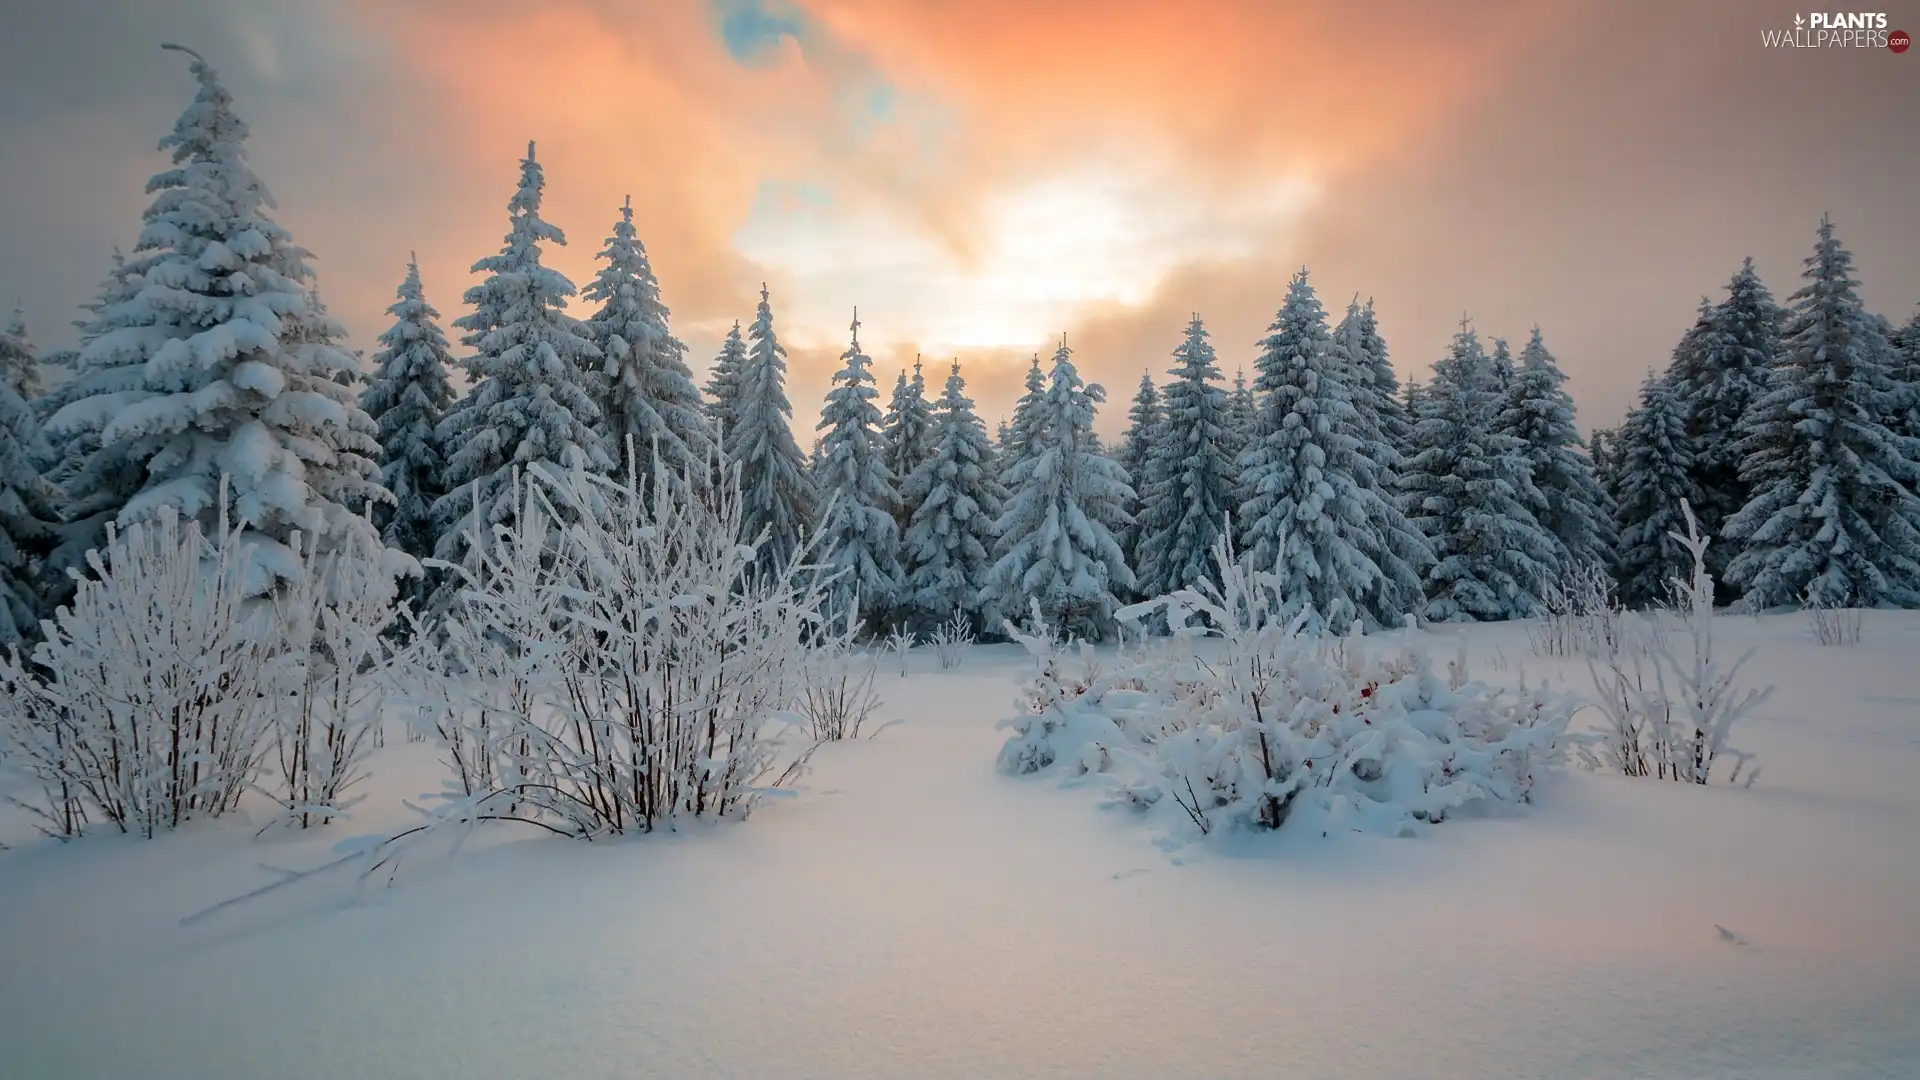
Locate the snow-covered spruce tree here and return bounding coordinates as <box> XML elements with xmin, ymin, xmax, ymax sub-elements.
<box><xmin>811</xmin><ymin>310</ymin><xmax>903</xmax><ymax>630</ymax></box>
<box><xmin>37</xmin><ymin>251</ymin><xmax>145</xmax><ymax>593</ymax></box>
<box><xmin>359</xmin><ymin>255</ymin><xmax>455</xmax><ymax>577</ymax></box>
<box><xmin>432</xmin><ymin>141</ymin><xmax>610</xmax><ymax>594</ymax></box>
<box><xmin>1669</xmin><ymin>259</ymin><xmax>1781</xmax><ymax>591</ymax></box>
<box><xmin>1236</xmin><ymin>270</ymin><xmax>1411</xmax><ymax>631</ymax></box>
<box><xmin>1136</xmin><ymin>316</ymin><xmax>1234</xmax><ymax>600</ymax></box>
<box><xmin>983</xmin><ymin>342</ymin><xmax>1135</xmax><ymax>640</ymax></box>
<box><xmin>1401</xmin><ymin>320</ymin><xmax>1559</xmax><ymax>622</ymax></box>
<box><xmin>1330</xmin><ymin>297</ymin><xmax>1430</xmax><ymax>622</ymax></box>
<box><xmin>1724</xmin><ymin>216</ymin><xmax>1920</xmax><ymax>609</ymax></box>
<box><xmin>881</xmin><ymin>356</ymin><xmax>936</xmax><ymax>529</ymax></box>
<box><xmin>704</xmin><ymin>320</ymin><xmax>747</xmax><ymax>444</ymax></box>
<box><xmin>581</xmin><ymin>196</ymin><xmax>715</xmax><ymax>492</ymax></box>
<box><xmin>78</xmin><ymin>45</ymin><xmax>387</xmax><ymax>591</ymax></box>
<box><xmin>733</xmin><ymin>284</ymin><xmax>815</xmax><ymax>575</ymax></box>
<box><xmin>1613</xmin><ymin>372</ymin><xmax>1697</xmax><ymax>608</ymax></box>
<box><xmin>0</xmin><ymin>382</ymin><xmax>61</xmax><ymax>648</ymax></box>
<box><xmin>901</xmin><ymin>360</ymin><xmax>1005</xmax><ymax>632</ymax></box>
<box><xmin>1339</xmin><ymin>297</ymin><xmax>1412</xmax><ymax>459</ymax></box>
<box><xmin>1890</xmin><ymin>307</ymin><xmax>1920</xmax><ymax>442</ymax></box>
<box><xmin>1114</xmin><ymin>369</ymin><xmax>1161</xmax><ymax>587</ymax></box>
<box><xmin>1498</xmin><ymin>327</ymin><xmax>1616</xmax><ymax>576</ymax></box>
<box><xmin>1224</xmin><ymin>366</ymin><xmax>1257</xmax><ymax>479</ymax></box>
<box><xmin>0</xmin><ymin>310</ymin><xmax>42</xmax><ymax>401</ymax></box>
<box><xmin>997</xmin><ymin>353</ymin><xmax>1050</xmax><ymax>485</ymax></box>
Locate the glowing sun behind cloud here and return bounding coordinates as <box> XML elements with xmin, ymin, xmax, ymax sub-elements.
<box><xmin>734</xmin><ymin>155</ymin><xmax>1322</xmax><ymax>354</ymax></box>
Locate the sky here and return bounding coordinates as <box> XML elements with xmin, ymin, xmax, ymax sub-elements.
<box><xmin>1</xmin><ymin>0</ymin><xmax>1915</xmax><ymax>438</ymax></box>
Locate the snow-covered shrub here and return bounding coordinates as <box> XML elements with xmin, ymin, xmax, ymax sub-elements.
<box><xmin>994</xmin><ymin>601</ymin><xmax>1117</xmax><ymax>776</ymax></box>
<box><xmin>998</xmin><ymin>541</ymin><xmax>1575</xmax><ymax>838</ymax></box>
<box><xmin>415</xmin><ymin>455</ymin><xmax>824</xmax><ymax>836</ymax></box>
<box><xmin>931</xmin><ymin>612</ymin><xmax>973</xmax><ymax>670</ymax></box>
<box><xmin>0</xmin><ymin>505</ymin><xmax>282</xmax><ymax>838</ymax></box>
<box><xmin>265</xmin><ymin>527</ymin><xmax>413</xmax><ymax>829</ymax></box>
<box><xmin>1576</xmin><ymin>501</ymin><xmax>1770</xmax><ymax>784</ymax></box>
<box><xmin>1805</xmin><ymin>591</ymin><xmax>1863</xmax><ymax>647</ymax></box>
<box><xmin>1527</xmin><ymin>562</ymin><xmax>1626</xmax><ymax>658</ymax></box>
<box><xmin>883</xmin><ymin>625</ymin><xmax>916</xmax><ymax>677</ymax></box>
<box><xmin>798</xmin><ymin>611</ymin><xmax>880</xmax><ymax>741</ymax></box>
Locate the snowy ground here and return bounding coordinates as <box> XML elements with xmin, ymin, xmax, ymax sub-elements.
<box><xmin>2</xmin><ymin>613</ymin><xmax>1918</xmax><ymax>1080</ymax></box>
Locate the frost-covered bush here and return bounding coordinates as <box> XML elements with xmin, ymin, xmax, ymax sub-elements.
<box><xmin>1805</xmin><ymin>591</ymin><xmax>1863</xmax><ymax>647</ymax></box>
<box><xmin>413</xmin><ymin>455</ymin><xmax>825</xmax><ymax>836</ymax></box>
<box><xmin>795</xmin><ymin>609</ymin><xmax>880</xmax><ymax>741</ymax></box>
<box><xmin>1527</xmin><ymin>562</ymin><xmax>1627</xmax><ymax>659</ymax></box>
<box><xmin>883</xmin><ymin>625</ymin><xmax>916</xmax><ymax>677</ymax></box>
<box><xmin>0</xmin><ymin>505</ymin><xmax>282</xmax><ymax>838</ymax></box>
<box><xmin>1576</xmin><ymin>501</ymin><xmax>1770</xmax><ymax>784</ymax></box>
<box><xmin>931</xmin><ymin>612</ymin><xmax>973</xmax><ymax>670</ymax></box>
<box><xmin>265</xmin><ymin>527</ymin><xmax>414</xmax><ymax>829</ymax></box>
<box><xmin>996</xmin><ymin>539</ymin><xmax>1575</xmax><ymax>837</ymax></box>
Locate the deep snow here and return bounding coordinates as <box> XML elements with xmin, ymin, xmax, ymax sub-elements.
<box><xmin>2</xmin><ymin>613</ymin><xmax>1917</xmax><ymax>1079</ymax></box>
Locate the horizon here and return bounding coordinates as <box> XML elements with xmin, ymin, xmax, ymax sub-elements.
<box><xmin>1</xmin><ymin>0</ymin><xmax>1915</xmax><ymax>437</ymax></box>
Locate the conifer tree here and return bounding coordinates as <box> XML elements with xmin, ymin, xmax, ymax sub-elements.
<box><xmin>1114</xmin><ymin>369</ymin><xmax>1161</xmax><ymax>583</ymax></box>
<box><xmin>1890</xmin><ymin>307</ymin><xmax>1920</xmax><ymax>442</ymax></box>
<box><xmin>733</xmin><ymin>284</ymin><xmax>815</xmax><ymax>574</ymax></box>
<box><xmin>1238</xmin><ymin>270</ymin><xmax>1419</xmax><ymax>630</ymax></box>
<box><xmin>1401</xmin><ymin>320</ymin><xmax>1559</xmax><ymax>621</ymax></box>
<box><xmin>901</xmin><ymin>360</ymin><xmax>1005</xmax><ymax>632</ymax></box>
<box><xmin>1330</xmin><ymin>298</ymin><xmax>1431</xmax><ymax>622</ymax></box>
<box><xmin>1224</xmin><ymin>365</ymin><xmax>1257</xmax><ymax>474</ymax></box>
<box><xmin>705</xmin><ymin>320</ymin><xmax>747</xmax><ymax>444</ymax></box>
<box><xmin>1613</xmin><ymin>372</ymin><xmax>1697</xmax><ymax>607</ymax></box>
<box><xmin>581</xmin><ymin>196</ymin><xmax>714</xmax><ymax>489</ymax></box>
<box><xmin>881</xmin><ymin>356</ymin><xmax>936</xmax><ymax>528</ymax></box>
<box><xmin>982</xmin><ymin>342</ymin><xmax>1134</xmax><ymax>639</ymax></box>
<box><xmin>1136</xmin><ymin>316</ymin><xmax>1235</xmax><ymax>600</ymax></box>
<box><xmin>0</xmin><ymin>380</ymin><xmax>60</xmax><ymax>648</ymax></box>
<box><xmin>1669</xmin><ymin>259</ymin><xmax>1782</xmax><ymax>591</ymax></box>
<box><xmin>74</xmin><ymin>45</ymin><xmax>387</xmax><ymax>590</ymax></box>
<box><xmin>812</xmin><ymin>310</ymin><xmax>903</xmax><ymax>629</ymax></box>
<box><xmin>998</xmin><ymin>353</ymin><xmax>1049</xmax><ymax>482</ymax></box>
<box><xmin>1499</xmin><ymin>327</ymin><xmax>1616</xmax><ymax>575</ymax></box>
<box><xmin>1725</xmin><ymin>216</ymin><xmax>1920</xmax><ymax>608</ymax></box>
<box><xmin>0</xmin><ymin>310</ymin><xmax>42</xmax><ymax>401</ymax></box>
<box><xmin>433</xmin><ymin>141</ymin><xmax>609</xmax><ymax>580</ymax></box>
<box><xmin>360</xmin><ymin>256</ymin><xmax>456</xmax><ymax>573</ymax></box>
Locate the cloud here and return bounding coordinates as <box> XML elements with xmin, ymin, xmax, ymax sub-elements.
<box><xmin>1</xmin><ymin>0</ymin><xmax>1914</xmax><ymax>447</ymax></box>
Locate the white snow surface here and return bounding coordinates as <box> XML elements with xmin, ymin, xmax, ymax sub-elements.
<box><xmin>2</xmin><ymin>613</ymin><xmax>1918</xmax><ymax>1079</ymax></box>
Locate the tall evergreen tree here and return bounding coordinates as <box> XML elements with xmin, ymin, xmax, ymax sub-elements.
<box><xmin>1498</xmin><ymin>328</ymin><xmax>1616</xmax><ymax>576</ymax></box>
<box><xmin>901</xmin><ymin>360</ymin><xmax>1005</xmax><ymax>632</ymax></box>
<box><xmin>1224</xmin><ymin>366</ymin><xmax>1257</xmax><ymax>472</ymax></box>
<box><xmin>812</xmin><ymin>310</ymin><xmax>903</xmax><ymax>629</ymax></box>
<box><xmin>1401</xmin><ymin>321</ymin><xmax>1560</xmax><ymax>622</ymax></box>
<box><xmin>733</xmin><ymin>284</ymin><xmax>815</xmax><ymax>574</ymax></box>
<box><xmin>1613</xmin><ymin>373</ymin><xmax>1697</xmax><ymax>607</ymax></box>
<box><xmin>881</xmin><ymin>356</ymin><xmax>936</xmax><ymax>529</ymax></box>
<box><xmin>1136</xmin><ymin>316</ymin><xmax>1235</xmax><ymax>600</ymax></box>
<box><xmin>982</xmin><ymin>342</ymin><xmax>1134</xmax><ymax>639</ymax></box>
<box><xmin>581</xmin><ymin>196</ymin><xmax>714</xmax><ymax>489</ymax></box>
<box><xmin>704</xmin><ymin>320</ymin><xmax>747</xmax><ymax>445</ymax></box>
<box><xmin>1669</xmin><ymin>259</ymin><xmax>1781</xmax><ymax>591</ymax></box>
<box><xmin>1724</xmin><ymin>217</ymin><xmax>1920</xmax><ymax>609</ymax></box>
<box><xmin>0</xmin><ymin>380</ymin><xmax>60</xmax><ymax>648</ymax></box>
<box><xmin>1890</xmin><ymin>307</ymin><xmax>1920</xmax><ymax>442</ymax></box>
<box><xmin>433</xmin><ymin>142</ymin><xmax>609</xmax><ymax>579</ymax></box>
<box><xmin>77</xmin><ymin>45</ymin><xmax>386</xmax><ymax>590</ymax></box>
<box><xmin>360</xmin><ymin>256</ymin><xmax>456</xmax><ymax>573</ymax></box>
<box><xmin>1331</xmin><ymin>297</ymin><xmax>1430</xmax><ymax>620</ymax></box>
<box><xmin>1237</xmin><ymin>270</ymin><xmax>1417</xmax><ymax>630</ymax></box>
<box><xmin>0</xmin><ymin>310</ymin><xmax>42</xmax><ymax>401</ymax></box>
<box><xmin>1114</xmin><ymin>369</ymin><xmax>1161</xmax><ymax>583</ymax></box>
<box><xmin>999</xmin><ymin>353</ymin><xmax>1049</xmax><ymax>480</ymax></box>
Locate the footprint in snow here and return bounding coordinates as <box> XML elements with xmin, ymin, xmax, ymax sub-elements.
<box><xmin>1715</xmin><ymin>924</ymin><xmax>1751</xmax><ymax>947</ymax></box>
<box><xmin>1109</xmin><ymin>868</ymin><xmax>1150</xmax><ymax>882</ymax></box>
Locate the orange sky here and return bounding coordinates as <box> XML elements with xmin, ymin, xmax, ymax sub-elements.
<box><xmin>1</xmin><ymin>0</ymin><xmax>1915</xmax><ymax>436</ymax></box>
